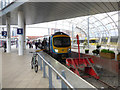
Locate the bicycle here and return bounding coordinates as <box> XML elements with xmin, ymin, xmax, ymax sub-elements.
<box><xmin>30</xmin><ymin>51</ymin><xmax>38</xmax><ymax>73</ymax></box>
<box><xmin>30</xmin><ymin>49</ymin><xmax>44</xmax><ymax>73</ymax></box>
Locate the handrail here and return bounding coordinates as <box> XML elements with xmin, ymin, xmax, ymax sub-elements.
<box><xmin>37</xmin><ymin>53</ymin><xmax>75</xmax><ymax>90</ymax></box>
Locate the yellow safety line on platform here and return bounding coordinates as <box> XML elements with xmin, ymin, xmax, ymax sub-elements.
<box><xmin>35</xmin><ymin>49</ymin><xmax>45</xmax><ymax>52</ymax></box>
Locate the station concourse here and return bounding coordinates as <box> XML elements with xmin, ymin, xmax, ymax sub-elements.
<box><xmin>0</xmin><ymin>1</ymin><xmax>120</xmax><ymax>90</ymax></box>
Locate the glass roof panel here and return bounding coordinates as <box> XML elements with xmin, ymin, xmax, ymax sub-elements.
<box><xmin>33</xmin><ymin>11</ymin><xmax>118</xmax><ymax>38</ymax></box>
<box><xmin>111</xmin><ymin>14</ymin><xmax>118</xmax><ymax>22</ymax></box>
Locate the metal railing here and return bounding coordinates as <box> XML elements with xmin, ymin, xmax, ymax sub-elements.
<box><xmin>37</xmin><ymin>53</ymin><xmax>75</xmax><ymax>90</ymax></box>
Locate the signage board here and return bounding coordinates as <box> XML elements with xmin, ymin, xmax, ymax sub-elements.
<box><xmin>2</xmin><ymin>31</ymin><xmax>7</xmax><ymax>37</ymax></box>
<box><xmin>17</xmin><ymin>28</ymin><xmax>23</xmax><ymax>35</ymax></box>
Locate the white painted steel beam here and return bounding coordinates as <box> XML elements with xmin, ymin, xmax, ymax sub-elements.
<box><xmin>117</xmin><ymin>11</ymin><xmax>120</xmax><ymax>52</ymax></box>
<box><xmin>6</xmin><ymin>13</ymin><xmax>11</xmax><ymax>53</ymax></box>
<box><xmin>18</xmin><ymin>11</ymin><xmax>24</xmax><ymax>55</ymax></box>
<box><xmin>23</xmin><ymin>24</ymin><xmax>26</xmax><ymax>50</ymax></box>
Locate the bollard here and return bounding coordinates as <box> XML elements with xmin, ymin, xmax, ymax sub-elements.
<box><xmin>48</xmin><ymin>61</ymin><xmax>52</xmax><ymax>89</ymax></box>
<box><xmin>38</xmin><ymin>55</ymin><xmax>40</xmax><ymax>65</ymax></box>
<box><xmin>39</xmin><ymin>53</ymin><xmax>43</xmax><ymax>71</ymax></box>
<box><xmin>43</xmin><ymin>61</ymin><xmax>46</xmax><ymax>78</ymax></box>
<box><xmin>38</xmin><ymin>56</ymin><xmax>42</xmax><ymax>71</ymax></box>
<box><xmin>61</xmin><ymin>70</ymin><xmax>67</xmax><ymax>90</ymax></box>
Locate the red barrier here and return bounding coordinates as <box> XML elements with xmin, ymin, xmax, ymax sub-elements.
<box><xmin>76</xmin><ymin>35</ymin><xmax>81</xmax><ymax>61</ymax></box>
<box><xmin>66</xmin><ymin>34</ymin><xmax>99</xmax><ymax>79</ymax></box>
<box><xmin>66</xmin><ymin>58</ymin><xmax>100</xmax><ymax>79</ymax></box>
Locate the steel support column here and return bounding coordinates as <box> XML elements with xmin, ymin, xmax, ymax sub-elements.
<box><xmin>99</xmin><ymin>34</ymin><xmax>102</xmax><ymax>44</ymax></box>
<box><xmin>72</xmin><ymin>25</ymin><xmax>74</xmax><ymax>48</ymax></box>
<box><xmin>23</xmin><ymin>24</ymin><xmax>26</xmax><ymax>50</ymax></box>
<box><xmin>18</xmin><ymin>11</ymin><xmax>24</xmax><ymax>55</ymax></box>
<box><xmin>107</xmin><ymin>37</ymin><xmax>111</xmax><ymax>45</ymax></box>
<box><xmin>87</xmin><ymin>17</ymin><xmax>90</xmax><ymax>48</ymax></box>
<box><xmin>118</xmin><ymin>10</ymin><xmax>120</xmax><ymax>53</ymax></box>
<box><xmin>48</xmin><ymin>28</ymin><xmax>50</xmax><ymax>35</ymax></box>
<box><xmin>6</xmin><ymin>13</ymin><xmax>11</xmax><ymax>53</ymax></box>
<box><xmin>118</xmin><ymin>29</ymin><xmax>120</xmax><ymax>52</ymax></box>
<box><xmin>118</xmin><ymin>9</ymin><xmax>120</xmax><ymax>89</ymax></box>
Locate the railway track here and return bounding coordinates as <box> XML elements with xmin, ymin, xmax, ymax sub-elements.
<box><xmin>62</xmin><ymin>62</ymin><xmax>117</xmax><ymax>90</ymax></box>
<box><xmin>45</xmin><ymin>52</ymin><xmax>118</xmax><ymax>90</ymax></box>
<box><xmin>82</xmin><ymin>76</ymin><xmax>117</xmax><ymax>90</ymax></box>
<box><xmin>98</xmin><ymin>79</ymin><xmax>116</xmax><ymax>89</ymax></box>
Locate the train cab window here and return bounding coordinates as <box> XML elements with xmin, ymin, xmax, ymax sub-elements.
<box><xmin>53</xmin><ymin>37</ymin><xmax>70</xmax><ymax>47</ymax></box>
<box><xmin>89</xmin><ymin>40</ymin><xmax>99</xmax><ymax>43</ymax></box>
<box><xmin>80</xmin><ymin>40</ymin><xmax>85</xmax><ymax>43</ymax></box>
<box><xmin>90</xmin><ymin>40</ymin><xmax>95</xmax><ymax>43</ymax></box>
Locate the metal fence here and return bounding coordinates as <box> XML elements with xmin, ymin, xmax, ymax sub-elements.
<box><xmin>37</xmin><ymin>53</ymin><xmax>75</xmax><ymax>90</ymax></box>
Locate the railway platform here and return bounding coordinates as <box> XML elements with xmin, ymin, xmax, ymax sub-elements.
<box><xmin>0</xmin><ymin>1</ymin><xmax>120</xmax><ymax>90</ymax></box>
<box><xmin>1</xmin><ymin>46</ymin><xmax>49</xmax><ymax>88</ymax></box>
<box><xmin>0</xmin><ymin>45</ymin><xmax>96</xmax><ymax>89</ymax></box>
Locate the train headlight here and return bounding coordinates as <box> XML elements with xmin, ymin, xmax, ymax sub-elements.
<box><xmin>55</xmin><ymin>49</ymin><xmax>58</xmax><ymax>52</ymax></box>
<box><xmin>67</xmin><ymin>48</ymin><xmax>71</xmax><ymax>52</ymax></box>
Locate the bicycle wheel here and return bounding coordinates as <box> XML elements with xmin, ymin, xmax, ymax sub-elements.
<box><xmin>35</xmin><ymin>60</ymin><xmax>38</xmax><ymax>73</ymax></box>
<box><xmin>31</xmin><ymin>57</ymin><xmax>34</xmax><ymax>69</ymax></box>
<box><xmin>35</xmin><ymin>64</ymin><xmax>38</xmax><ymax>73</ymax></box>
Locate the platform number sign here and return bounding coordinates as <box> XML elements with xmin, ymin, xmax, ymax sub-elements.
<box><xmin>2</xmin><ymin>31</ymin><xmax>7</xmax><ymax>37</ymax></box>
<box><xmin>17</xmin><ymin>28</ymin><xmax>23</xmax><ymax>35</ymax></box>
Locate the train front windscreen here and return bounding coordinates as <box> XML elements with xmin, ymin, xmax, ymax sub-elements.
<box><xmin>53</xmin><ymin>37</ymin><xmax>70</xmax><ymax>47</ymax></box>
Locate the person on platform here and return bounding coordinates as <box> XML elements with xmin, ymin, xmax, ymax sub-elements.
<box><xmin>35</xmin><ymin>41</ymin><xmax>38</xmax><ymax>49</ymax></box>
<box><xmin>16</xmin><ymin>39</ymin><xmax>18</xmax><ymax>48</ymax></box>
<box><xmin>3</xmin><ymin>41</ymin><xmax>7</xmax><ymax>52</ymax></box>
<box><xmin>29</xmin><ymin>41</ymin><xmax>31</xmax><ymax>48</ymax></box>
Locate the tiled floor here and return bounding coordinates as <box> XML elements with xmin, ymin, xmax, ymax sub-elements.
<box><xmin>1</xmin><ymin>45</ymin><xmax>49</xmax><ymax>88</ymax></box>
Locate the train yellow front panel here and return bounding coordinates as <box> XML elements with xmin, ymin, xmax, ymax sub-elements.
<box><xmin>53</xmin><ymin>47</ymin><xmax>71</xmax><ymax>53</ymax></box>
<box><xmin>52</xmin><ymin>35</ymin><xmax>71</xmax><ymax>53</ymax></box>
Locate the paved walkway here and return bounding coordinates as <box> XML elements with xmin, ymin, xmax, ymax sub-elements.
<box><xmin>1</xmin><ymin>45</ymin><xmax>49</xmax><ymax>88</ymax></box>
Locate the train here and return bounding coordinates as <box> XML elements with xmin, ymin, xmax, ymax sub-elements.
<box><xmin>41</xmin><ymin>32</ymin><xmax>71</xmax><ymax>62</ymax></box>
<box><xmin>73</xmin><ymin>38</ymin><xmax>99</xmax><ymax>46</ymax></box>
<box><xmin>73</xmin><ymin>36</ymin><xmax>118</xmax><ymax>47</ymax></box>
<box><xmin>89</xmin><ymin>38</ymin><xmax>99</xmax><ymax>45</ymax></box>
